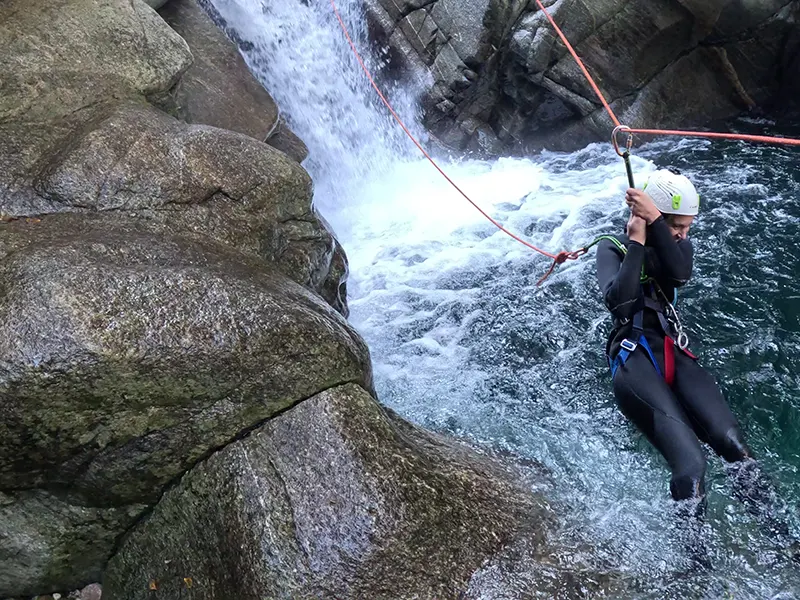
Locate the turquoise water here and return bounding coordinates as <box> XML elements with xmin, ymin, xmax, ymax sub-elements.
<box><xmin>346</xmin><ymin>129</ymin><xmax>800</xmax><ymax>598</ymax></box>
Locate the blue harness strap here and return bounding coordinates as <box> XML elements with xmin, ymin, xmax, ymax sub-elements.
<box><xmin>610</xmin><ymin>333</ymin><xmax>662</xmax><ymax>379</ymax></box>
<box><xmin>609</xmin><ymin>292</ymin><xmax>663</xmax><ymax>380</ymax></box>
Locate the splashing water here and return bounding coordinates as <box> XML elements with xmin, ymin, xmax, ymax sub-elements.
<box><xmin>209</xmin><ymin>0</ymin><xmax>800</xmax><ymax>596</ymax></box>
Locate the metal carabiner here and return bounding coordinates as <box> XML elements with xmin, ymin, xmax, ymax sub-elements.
<box><xmin>612</xmin><ymin>125</ymin><xmax>636</xmax><ymax>188</ymax></box>
<box><xmin>611</xmin><ymin>125</ymin><xmax>634</xmax><ymax>158</ymax></box>
<box><xmin>677</xmin><ymin>331</ymin><xmax>690</xmax><ymax>350</ymax></box>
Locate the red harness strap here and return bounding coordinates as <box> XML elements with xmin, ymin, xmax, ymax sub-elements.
<box><xmin>664</xmin><ymin>337</ymin><xmax>698</xmax><ymax>386</ymax></box>
<box><xmin>664</xmin><ymin>336</ymin><xmax>676</xmax><ymax>386</ymax></box>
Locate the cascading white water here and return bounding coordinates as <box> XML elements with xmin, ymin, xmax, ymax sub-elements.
<box><xmin>206</xmin><ymin>0</ymin><xmax>426</xmax><ymax>234</ymax></box>
<box><xmin>209</xmin><ymin>0</ymin><xmax>800</xmax><ymax>596</ymax></box>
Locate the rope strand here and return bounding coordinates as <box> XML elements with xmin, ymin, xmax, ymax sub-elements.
<box><xmin>329</xmin><ymin>0</ymin><xmax>562</xmax><ymax>261</ymax></box>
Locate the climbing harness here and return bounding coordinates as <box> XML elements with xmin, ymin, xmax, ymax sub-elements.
<box><xmin>602</xmin><ymin>239</ymin><xmax>695</xmax><ymax>386</ymax></box>
<box><xmin>609</xmin><ymin>315</ymin><xmax>662</xmax><ymax>382</ymax></box>
<box><xmin>609</xmin><ymin>284</ymin><xmax>695</xmax><ymax>386</ymax></box>
<box><xmin>653</xmin><ymin>279</ymin><xmax>690</xmax><ymax>351</ymax></box>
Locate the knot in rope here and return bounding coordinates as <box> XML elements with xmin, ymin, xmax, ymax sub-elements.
<box><xmin>537</xmin><ymin>248</ymin><xmax>588</xmax><ymax>285</ymax></box>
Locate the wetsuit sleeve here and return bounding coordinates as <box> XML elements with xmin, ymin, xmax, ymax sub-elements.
<box><xmin>596</xmin><ymin>239</ymin><xmax>645</xmax><ymax>320</ymax></box>
<box><xmin>647</xmin><ymin>216</ymin><xmax>693</xmax><ymax>286</ymax></box>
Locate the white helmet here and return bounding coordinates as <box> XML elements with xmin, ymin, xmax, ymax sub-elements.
<box><xmin>643</xmin><ymin>169</ymin><xmax>700</xmax><ymax>216</ymax></box>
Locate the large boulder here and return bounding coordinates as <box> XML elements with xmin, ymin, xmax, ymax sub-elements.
<box><xmin>0</xmin><ymin>0</ymin><xmax>357</xmax><ymax>596</ymax></box>
<box><xmin>0</xmin><ymin>0</ymin><xmax>340</xmax><ymax>313</ymax></box>
<box><xmin>0</xmin><ymin>0</ymin><xmax>191</xmax><ymax>124</ymax></box>
<box><xmin>104</xmin><ymin>383</ymin><xmax>614</xmax><ymax>599</ymax></box>
<box><xmin>372</xmin><ymin>0</ymin><xmax>800</xmax><ymax>152</ymax></box>
<box><xmin>155</xmin><ymin>0</ymin><xmax>310</xmax><ymax>164</ymax></box>
<box><xmin>0</xmin><ymin>0</ymin><xmax>192</xmax><ymax>217</ymax></box>
<box><xmin>0</xmin><ymin>215</ymin><xmax>371</xmax><ymax>597</ymax></box>
<box><xmin>182</xmin><ymin>0</ymin><xmax>310</xmax><ymax>162</ymax></box>
<box><xmin>158</xmin><ymin>0</ymin><xmax>280</xmax><ymax>145</ymax></box>
<box><xmin>30</xmin><ymin>102</ymin><xmax>345</xmax><ymax>313</ymax></box>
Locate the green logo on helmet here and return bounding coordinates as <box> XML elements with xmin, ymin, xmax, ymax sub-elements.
<box><xmin>672</xmin><ymin>194</ymin><xmax>681</xmax><ymax>210</ymax></box>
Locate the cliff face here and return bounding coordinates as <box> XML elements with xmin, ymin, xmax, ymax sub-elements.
<box><xmin>366</xmin><ymin>0</ymin><xmax>800</xmax><ymax>153</ymax></box>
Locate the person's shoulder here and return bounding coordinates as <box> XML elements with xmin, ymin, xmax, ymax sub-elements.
<box><xmin>597</xmin><ymin>234</ymin><xmax>629</xmax><ymax>255</ymax></box>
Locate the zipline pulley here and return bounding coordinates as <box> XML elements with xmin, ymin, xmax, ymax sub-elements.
<box><xmin>612</xmin><ymin>125</ymin><xmax>636</xmax><ymax>189</ymax></box>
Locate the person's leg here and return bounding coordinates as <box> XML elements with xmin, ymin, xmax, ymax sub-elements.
<box><xmin>612</xmin><ymin>349</ymin><xmax>707</xmax><ymax>501</ymax></box>
<box><xmin>670</xmin><ymin>350</ymin><xmax>750</xmax><ymax>460</ymax></box>
<box><xmin>672</xmin><ymin>352</ymin><xmax>795</xmax><ymax>547</ymax></box>
<box><xmin>613</xmin><ymin>349</ymin><xmax>712</xmax><ymax>567</ymax></box>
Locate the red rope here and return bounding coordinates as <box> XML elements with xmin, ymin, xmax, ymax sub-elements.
<box><xmin>329</xmin><ymin>0</ymin><xmax>570</xmax><ymax>265</ymax></box>
<box><xmin>627</xmin><ymin>128</ymin><xmax>800</xmax><ymax>146</ymax></box>
<box><xmin>532</xmin><ymin>0</ymin><xmax>621</xmax><ymax>127</ymax></box>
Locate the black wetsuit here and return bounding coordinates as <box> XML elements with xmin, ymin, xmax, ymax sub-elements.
<box><xmin>596</xmin><ymin>216</ymin><xmax>751</xmax><ymax>501</ymax></box>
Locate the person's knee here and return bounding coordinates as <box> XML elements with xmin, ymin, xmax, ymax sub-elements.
<box><xmin>712</xmin><ymin>426</ymin><xmax>751</xmax><ymax>463</ymax></box>
<box><xmin>670</xmin><ymin>454</ymin><xmax>707</xmax><ymax>501</ymax></box>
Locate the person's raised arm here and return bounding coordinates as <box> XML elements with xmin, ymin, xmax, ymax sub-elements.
<box><xmin>647</xmin><ymin>216</ymin><xmax>693</xmax><ymax>285</ymax></box>
<box><xmin>596</xmin><ymin>215</ymin><xmax>646</xmax><ymax>320</ymax></box>
<box><xmin>625</xmin><ymin>188</ymin><xmax>693</xmax><ymax>285</ymax></box>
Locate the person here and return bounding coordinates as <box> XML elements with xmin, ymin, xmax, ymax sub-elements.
<box><xmin>595</xmin><ymin>169</ymin><xmax>792</xmax><ymax>542</ymax></box>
